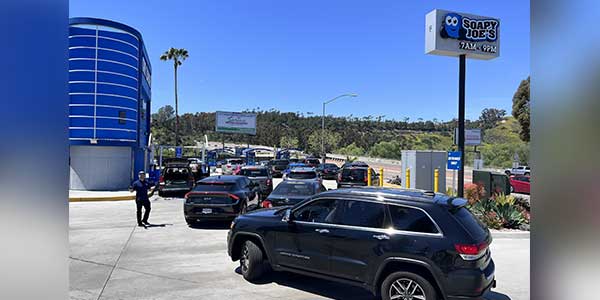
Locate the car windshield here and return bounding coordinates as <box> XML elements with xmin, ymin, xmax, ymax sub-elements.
<box><xmin>193</xmin><ymin>181</ymin><xmax>236</xmax><ymax>191</ymax></box>
<box><xmin>289</xmin><ymin>171</ymin><xmax>317</xmax><ymax>179</ymax></box>
<box><xmin>240</xmin><ymin>169</ymin><xmax>268</xmax><ymax>177</ymax></box>
<box><xmin>228</xmin><ymin>159</ymin><xmax>243</xmax><ymax>164</ymax></box>
<box><xmin>272</xmin><ymin>182</ymin><xmax>316</xmax><ymax>196</ymax></box>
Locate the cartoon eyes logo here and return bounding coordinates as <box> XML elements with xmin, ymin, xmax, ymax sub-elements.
<box><xmin>445</xmin><ymin>15</ymin><xmax>459</xmax><ymax>26</ymax></box>
<box><xmin>442</xmin><ymin>13</ymin><xmax>462</xmax><ymax>39</ymax></box>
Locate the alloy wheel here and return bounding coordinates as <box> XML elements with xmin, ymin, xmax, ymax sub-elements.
<box><xmin>389</xmin><ymin>278</ymin><xmax>426</xmax><ymax>300</ymax></box>
<box><xmin>240</xmin><ymin>245</ymin><xmax>250</xmax><ymax>273</ymax></box>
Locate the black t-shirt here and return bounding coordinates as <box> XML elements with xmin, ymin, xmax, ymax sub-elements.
<box><xmin>131</xmin><ymin>180</ymin><xmax>154</xmax><ymax>202</ymax></box>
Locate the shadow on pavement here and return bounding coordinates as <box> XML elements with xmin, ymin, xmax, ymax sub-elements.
<box><xmin>484</xmin><ymin>291</ymin><xmax>512</xmax><ymax>300</ymax></box>
<box><xmin>188</xmin><ymin>220</ymin><xmax>232</xmax><ymax>230</ymax></box>
<box><xmin>141</xmin><ymin>223</ymin><xmax>172</xmax><ymax>229</ymax></box>
<box><xmin>234</xmin><ymin>267</ymin><xmax>376</xmax><ymax>300</ymax></box>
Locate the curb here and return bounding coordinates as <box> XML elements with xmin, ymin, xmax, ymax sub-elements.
<box><xmin>490</xmin><ymin>230</ymin><xmax>530</xmax><ymax>239</ymax></box>
<box><xmin>69</xmin><ymin>195</ymin><xmax>136</xmax><ymax>202</ymax></box>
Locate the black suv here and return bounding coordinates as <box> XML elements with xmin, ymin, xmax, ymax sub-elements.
<box><xmin>337</xmin><ymin>166</ymin><xmax>377</xmax><ymax>188</ymax></box>
<box><xmin>228</xmin><ymin>187</ymin><xmax>495</xmax><ymax>300</ymax></box>
<box><xmin>184</xmin><ymin>175</ymin><xmax>259</xmax><ymax>225</ymax></box>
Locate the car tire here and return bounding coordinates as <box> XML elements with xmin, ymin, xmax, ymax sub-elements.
<box><xmin>381</xmin><ymin>271</ymin><xmax>437</xmax><ymax>300</ymax></box>
<box><xmin>240</xmin><ymin>240</ymin><xmax>266</xmax><ymax>281</ymax></box>
<box><xmin>158</xmin><ymin>191</ymin><xmax>165</xmax><ymax>197</ymax></box>
<box><xmin>525</xmin><ymin>172</ymin><xmax>530</xmax><ymax>176</ymax></box>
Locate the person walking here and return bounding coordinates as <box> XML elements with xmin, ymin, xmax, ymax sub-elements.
<box><xmin>129</xmin><ymin>171</ymin><xmax>156</xmax><ymax>227</ymax></box>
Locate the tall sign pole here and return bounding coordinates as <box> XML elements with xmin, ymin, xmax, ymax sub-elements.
<box><xmin>425</xmin><ymin>9</ymin><xmax>500</xmax><ymax>198</ymax></box>
<box><xmin>458</xmin><ymin>54</ymin><xmax>466</xmax><ymax>197</ymax></box>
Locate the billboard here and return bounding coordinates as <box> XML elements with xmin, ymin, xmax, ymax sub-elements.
<box><xmin>215</xmin><ymin>111</ymin><xmax>257</xmax><ymax>135</ymax></box>
<box><xmin>454</xmin><ymin>128</ymin><xmax>482</xmax><ymax>146</ymax></box>
<box><xmin>425</xmin><ymin>9</ymin><xmax>500</xmax><ymax>60</ymax></box>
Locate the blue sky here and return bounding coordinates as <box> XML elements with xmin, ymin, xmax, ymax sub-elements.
<box><xmin>70</xmin><ymin>0</ymin><xmax>529</xmax><ymax>121</ymax></box>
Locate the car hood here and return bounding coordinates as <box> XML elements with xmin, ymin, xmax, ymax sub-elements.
<box><xmin>243</xmin><ymin>207</ymin><xmax>288</xmax><ymax>218</ymax></box>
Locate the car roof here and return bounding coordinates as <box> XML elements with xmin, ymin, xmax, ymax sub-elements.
<box><xmin>290</xmin><ymin>167</ymin><xmax>316</xmax><ymax>172</ymax></box>
<box><xmin>199</xmin><ymin>175</ymin><xmax>244</xmax><ymax>182</ymax></box>
<box><xmin>241</xmin><ymin>165</ymin><xmax>268</xmax><ymax>170</ymax></box>
<box><xmin>316</xmin><ymin>187</ymin><xmax>459</xmax><ymax>207</ymax></box>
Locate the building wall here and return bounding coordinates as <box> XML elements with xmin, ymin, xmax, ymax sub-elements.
<box><xmin>68</xmin><ymin>18</ymin><xmax>151</xmax><ymax>190</ymax></box>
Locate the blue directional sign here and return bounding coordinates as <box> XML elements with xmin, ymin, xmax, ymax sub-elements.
<box><xmin>447</xmin><ymin>151</ymin><xmax>462</xmax><ymax>170</ymax></box>
<box><xmin>175</xmin><ymin>147</ymin><xmax>183</xmax><ymax>158</ymax></box>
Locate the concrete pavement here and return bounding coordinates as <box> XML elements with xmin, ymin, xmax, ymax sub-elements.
<box><xmin>70</xmin><ymin>182</ymin><xmax>529</xmax><ymax>300</ymax></box>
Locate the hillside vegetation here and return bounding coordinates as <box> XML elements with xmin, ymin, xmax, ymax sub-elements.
<box><xmin>151</xmin><ymin>106</ymin><xmax>529</xmax><ymax>168</ymax></box>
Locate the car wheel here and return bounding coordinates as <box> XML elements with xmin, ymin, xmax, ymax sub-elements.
<box><xmin>381</xmin><ymin>271</ymin><xmax>436</xmax><ymax>300</ymax></box>
<box><xmin>240</xmin><ymin>240</ymin><xmax>266</xmax><ymax>281</ymax></box>
<box><xmin>158</xmin><ymin>191</ymin><xmax>165</xmax><ymax>197</ymax></box>
<box><xmin>525</xmin><ymin>172</ymin><xmax>530</xmax><ymax>176</ymax></box>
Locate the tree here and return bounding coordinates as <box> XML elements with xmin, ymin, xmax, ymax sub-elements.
<box><xmin>160</xmin><ymin>48</ymin><xmax>189</xmax><ymax>146</ymax></box>
<box><xmin>307</xmin><ymin>130</ymin><xmax>341</xmax><ymax>156</ymax></box>
<box><xmin>478</xmin><ymin>108</ymin><xmax>506</xmax><ymax>130</ymax></box>
<box><xmin>280</xmin><ymin>135</ymin><xmax>299</xmax><ymax>149</ymax></box>
<box><xmin>336</xmin><ymin>143</ymin><xmax>364</xmax><ymax>156</ymax></box>
<box><xmin>512</xmin><ymin>77</ymin><xmax>530</xmax><ymax>142</ymax></box>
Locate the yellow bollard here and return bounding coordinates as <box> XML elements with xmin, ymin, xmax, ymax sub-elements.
<box><xmin>367</xmin><ymin>168</ymin><xmax>372</xmax><ymax>186</ymax></box>
<box><xmin>434</xmin><ymin>168</ymin><xmax>439</xmax><ymax>193</ymax></box>
<box><xmin>406</xmin><ymin>168</ymin><xmax>411</xmax><ymax>189</ymax></box>
<box><xmin>379</xmin><ymin>167</ymin><xmax>384</xmax><ymax>187</ymax></box>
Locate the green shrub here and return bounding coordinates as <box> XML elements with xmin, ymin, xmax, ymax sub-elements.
<box><xmin>470</xmin><ymin>197</ymin><xmax>527</xmax><ymax>230</ymax></box>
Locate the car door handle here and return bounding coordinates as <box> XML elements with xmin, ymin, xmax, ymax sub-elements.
<box><xmin>372</xmin><ymin>234</ymin><xmax>390</xmax><ymax>240</ymax></box>
<box><xmin>315</xmin><ymin>229</ymin><xmax>329</xmax><ymax>234</ymax></box>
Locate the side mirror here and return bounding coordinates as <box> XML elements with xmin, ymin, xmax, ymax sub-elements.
<box><xmin>282</xmin><ymin>208</ymin><xmax>292</xmax><ymax>223</ymax></box>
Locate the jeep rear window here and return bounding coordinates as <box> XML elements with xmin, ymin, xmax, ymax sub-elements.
<box><xmin>453</xmin><ymin>207</ymin><xmax>488</xmax><ymax>241</ymax></box>
<box><xmin>240</xmin><ymin>169</ymin><xmax>268</xmax><ymax>177</ymax></box>
<box><xmin>388</xmin><ymin>205</ymin><xmax>439</xmax><ymax>234</ymax></box>
<box><xmin>289</xmin><ymin>171</ymin><xmax>317</xmax><ymax>179</ymax></box>
<box><xmin>164</xmin><ymin>168</ymin><xmax>191</xmax><ymax>181</ymax></box>
<box><xmin>341</xmin><ymin>169</ymin><xmax>366</xmax><ymax>181</ymax></box>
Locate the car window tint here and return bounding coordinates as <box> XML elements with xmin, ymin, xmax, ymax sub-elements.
<box><xmin>294</xmin><ymin>199</ymin><xmax>338</xmax><ymax>223</ymax></box>
<box><xmin>289</xmin><ymin>171</ymin><xmax>317</xmax><ymax>179</ymax></box>
<box><xmin>389</xmin><ymin>205</ymin><xmax>439</xmax><ymax>234</ymax></box>
<box><xmin>241</xmin><ymin>169</ymin><xmax>268</xmax><ymax>176</ymax></box>
<box><xmin>335</xmin><ymin>200</ymin><xmax>385</xmax><ymax>229</ymax></box>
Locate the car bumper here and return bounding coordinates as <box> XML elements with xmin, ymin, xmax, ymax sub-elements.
<box><xmin>445</xmin><ymin>259</ymin><xmax>496</xmax><ymax>299</ymax></box>
<box><xmin>184</xmin><ymin>203</ymin><xmax>240</xmax><ymax>220</ymax></box>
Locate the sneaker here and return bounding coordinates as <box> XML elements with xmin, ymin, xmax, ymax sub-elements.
<box><xmin>138</xmin><ymin>223</ymin><xmax>144</xmax><ymax>227</ymax></box>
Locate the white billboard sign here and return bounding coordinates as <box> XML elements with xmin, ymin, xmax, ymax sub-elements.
<box><xmin>425</xmin><ymin>9</ymin><xmax>500</xmax><ymax>60</ymax></box>
<box><xmin>455</xmin><ymin>128</ymin><xmax>482</xmax><ymax>146</ymax></box>
<box><xmin>216</xmin><ymin>111</ymin><xmax>257</xmax><ymax>135</ymax></box>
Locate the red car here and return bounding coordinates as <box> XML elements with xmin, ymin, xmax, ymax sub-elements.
<box><xmin>510</xmin><ymin>175</ymin><xmax>530</xmax><ymax>194</ymax></box>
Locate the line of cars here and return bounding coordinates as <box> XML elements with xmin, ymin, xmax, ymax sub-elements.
<box><xmin>168</xmin><ymin>156</ymin><xmax>497</xmax><ymax>300</ymax></box>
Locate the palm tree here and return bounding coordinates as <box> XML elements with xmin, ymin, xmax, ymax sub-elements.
<box><xmin>160</xmin><ymin>48</ymin><xmax>189</xmax><ymax>146</ymax></box>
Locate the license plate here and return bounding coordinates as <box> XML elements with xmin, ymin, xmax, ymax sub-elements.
<box><xmin>201</xmin><ymin>208</ymin><xmax>212</xmax><ymax>214</ymax></box>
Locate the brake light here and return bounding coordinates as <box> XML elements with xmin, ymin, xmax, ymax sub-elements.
<box><xmin>455</xmin><ymin>242</ymin><xmax>488</xmax><ymax>260</ymax></box>
<box><xmin>262</xmin><ymin>200</ymin><xmax>272</xmax><ymax>208</ymax></box>
<box><xmin>364</xmin><ymin>174</ymin><xmax>368</xmax><ymax>183</ymax></box>
<box><xmin>229</xmin><ymin>194</ymin><xmax>240</xmax><ymax>201</ymax></box>
<box><xmin>159</xmin><ymin>176</ymin><xmax>164</xmax><ymax>183</ymax></box>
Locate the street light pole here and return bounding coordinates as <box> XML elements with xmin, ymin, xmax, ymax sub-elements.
<box><xmin>321</xmin><ymin>93</ymin><xmax>358</xmax><ymax>164</ymax></box>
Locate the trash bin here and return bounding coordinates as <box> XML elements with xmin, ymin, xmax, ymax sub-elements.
<box><xmin>472</xmin><ymin>170</ymin><xmax>511</xmax><ymax>197</ymax></box>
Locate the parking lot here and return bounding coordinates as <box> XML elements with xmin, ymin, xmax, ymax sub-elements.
<box><xmin>70</xmin><ymin>179</ymin><xmax>529</xmax><ymax>300</ymax></box>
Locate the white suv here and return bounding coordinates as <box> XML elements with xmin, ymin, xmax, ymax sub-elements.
<box><xmin>505</xmin><ymin>166</ymin><xmax>530</xmax><ymax>176</ymax></box>
<box><xmin>222</xmin><ymin>158</ymin><xmax>244</xmax><ymax>175</ymax></box>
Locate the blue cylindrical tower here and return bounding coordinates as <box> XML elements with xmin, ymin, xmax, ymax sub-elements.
<box><xmin>68</xmin><ymin>17</ymin><xmax>151</xmax><ymax>190</ymax></box>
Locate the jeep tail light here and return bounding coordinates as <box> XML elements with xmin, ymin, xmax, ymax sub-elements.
<box><xmin>455</xmin><ymin>242</ymin><xmax>488</xmax><ymax>261</ymax></box>
<box><xmin>159</xmin><ymin>176</ymin><xmax>164</xmax><ymax>183</ymax></box>
<box><xmin>229</xmin><ymin>193</ymin><xmax>240</xmax><ymax>201</ymax></box>
<box><xmin>262</xmin><ymin>200</ymin><xmax>272</xmax><ymax>208</ymax></box>
<box><xmin>364</xmin><ymin>174</ymin><xmax>368</xmax><ymax>183</ymax></box>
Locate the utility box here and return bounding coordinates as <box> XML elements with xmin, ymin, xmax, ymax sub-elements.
<box><xmin>401</xmin><ymin>150</ymin><xmax>446</xmax><ymax>192</ymax></box>
<box><xmin>472</xmin><ymin>170</ymin><xmax>511</xmax><ymax>197</ymax></box>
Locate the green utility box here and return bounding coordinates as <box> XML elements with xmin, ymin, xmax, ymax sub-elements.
<box><xmin>472</xmin><ymin>170</ymin><xmax>511</xmax><ymax>197</ymax></box>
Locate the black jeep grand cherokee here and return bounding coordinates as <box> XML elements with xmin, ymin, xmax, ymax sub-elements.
<box><xmin>228</xmin><ymin>187</ymin><xmax>495</xmax><ymax>300</ymax></box>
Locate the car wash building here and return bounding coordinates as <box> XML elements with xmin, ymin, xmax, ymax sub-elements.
<box><xmin>69</xmin><ymin>17</ymin><xmax>152</xmax><ymax>190</ymax></box>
